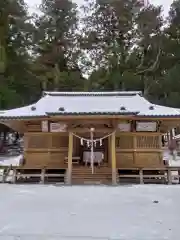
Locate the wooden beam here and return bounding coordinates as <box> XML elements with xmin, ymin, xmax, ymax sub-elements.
<box><xmin>7</xmin><ymin>116</ymin><xmax>180</xmax><ymax>123</ymax></box>
<box><xmin>68</xmin><ymin>127</ymin><xmax>113</xmax><ymax>133</ymax></box>
<box><xmin>49</xmin><ymin>115</ymin><xmax>180</xmax><ymax>121</ymax></box>
<box><xmin>24</xmin><ymin>148</ymin><xmax>68</xmax><ymax>153</ymax></box>
<box><xmin>116</xmin><ymin>149</ymin><xmax>163</xmax><ymax>153</ymax></box>
<box><xmin>116</xmin><ymin>132</ymin><xmax>161</xmax><ymax>137</ymax></box>
<box><xmin>67</xmin><ymin>119</ymin><xmax>112</xmax><ymax>125</ymax></box>
<box><xmin>25</xmin><ymin>132</ymin><xmax>68</xmax><ymax>136</ymax></box>
<box><xmin>111</xmin><ymin>131</ymin><xmax>117</xmax><ymax>185</ymax></box>
<box><xmin>66</xmin><ymin>131</ymin><xmax>73</xmax><ymax>185</ymax></box>
<box><xmin>50</xmin><ymin>115</ymin><xmax>134</xmax><ymax>120</ymax></box>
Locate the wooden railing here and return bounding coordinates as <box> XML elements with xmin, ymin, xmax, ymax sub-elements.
<box><xmin>0</xmin><ymin>167</ymin><xmax>66</xmax><ymax>184</ymax></box>
<box><xmin>116</xmin><ymin>132</ymin><xmax>161</xmax><ymax>150</ymax></box>
<box><xmin>1</xmin><ymin>166</ymin><xmax>180</xmax><ymax>185</ymax></box>
<box><xmin>24</xmin><ymin>132</ymin><xmax>69</xmax><ymax>149</ymax></box>
<box><xmin>118</xmin><ymin>167</ymin><xmax>180</xmax><ymax>184</ymax></box>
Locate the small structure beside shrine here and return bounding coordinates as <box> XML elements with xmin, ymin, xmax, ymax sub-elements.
<box><xmin>0</xmin><ymin>91</ymin><xmax>180</xmax><ymax>185</ymax></box>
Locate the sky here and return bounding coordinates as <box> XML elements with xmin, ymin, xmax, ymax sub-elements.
<box><xmin>25</xmin><ymin>0</ymin><xmax>174</xmax><ymax>16</ymax></box>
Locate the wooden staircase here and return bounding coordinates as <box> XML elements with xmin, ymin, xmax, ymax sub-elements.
<box><xmin>71</xmin><ymin>165</ymin><xmax>115</xmax><ymax>185</ymax></box>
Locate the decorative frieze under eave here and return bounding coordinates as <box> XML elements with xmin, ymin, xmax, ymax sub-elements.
<box><xmin>137</xmin><ymin>114</ymin><xmax>180</xmax><ymax>119</ymax></box>
<box><xmin>0</xmin><ymin>116</ymin><xmax>48</xmax><ymax>121</ymax></box>
<box><xmin>46</xmin><ymin>111</ymin><xmax>140</xmax><ymax>116</ymax></box>
<box><xmin>43</xmin><ymin>91</ymin><xmax>142</xmax><ymax>97</ymax></box>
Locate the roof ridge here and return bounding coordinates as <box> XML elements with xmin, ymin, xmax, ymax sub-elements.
<box><xmin>42</xmin><ymin>91</ymin><xmax>142</xmax><ymax>97</ymax></box>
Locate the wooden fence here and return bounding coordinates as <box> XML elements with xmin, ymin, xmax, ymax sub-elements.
<box><xmin>0</xmin><ymin>166</ymin><xmax>180</xmax><ymax>184</ymax></box>
<box><xmin>0</xmin><ymin>167</ymin><xmax>66</xmax><ymax>184</ymax></box>
<box><xmin>118</xmin><ymin>167</ymin><xmax>180</xmax><ymax>184</ymax></box>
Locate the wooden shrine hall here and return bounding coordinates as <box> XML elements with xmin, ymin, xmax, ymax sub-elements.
<box><xmin>1</xmin><ymin>91</ymin><xmax>180</xmax><ymax>185</ymax></box>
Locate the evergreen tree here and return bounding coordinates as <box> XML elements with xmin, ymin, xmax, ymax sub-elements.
<box><xmin>81</xmin><ymin>0</ymin><xmax>163</xmax><ymax>98</ymax></box>
<box><xmin>0</xmin><ymin>0</ymin><xmax>38</xmax><ymax>108</ymax></box>
<box><xmin>34</xmin><ymin>0</ymin><xmax>85</xmax><ymax>91</ymax></box>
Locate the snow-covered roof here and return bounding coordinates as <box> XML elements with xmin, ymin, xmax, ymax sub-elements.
<box><xmin>0</xmin><ymin>91</ymin><xmax>180</xmax><ymax>119</ymax></box>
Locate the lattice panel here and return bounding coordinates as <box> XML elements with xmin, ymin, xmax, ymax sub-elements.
<box><xmin>23</xmin><ymin>135</ymin><xmax>28</xmax><ymax>149</ymax></box>
<box><xmin>116</xmin><ymin>136</ymin><xmax>133</xmax><ymax>149</ymax></box>
<box><xmin>51</xmin><ymin>135</ymin><xmax>69</xmax><ymax>148</ymax></box>
<box><xmin>28</xmin><ymin>135</ymin><xmax>49</xmax><ymax>148</ymax></box>
<box><xmin>116</xmin><ymin>152</ymin><xmax>134</xmax><ymax>167</ymax></box>
<box><xmin>26</xmin><ymin>123</ymin><xmax>41</xmax><ymax>132</ymax></box>
<box><xmin>135</xmin><ymin>153</ymin><xmax>162</xmax><ymax>167</ymax></box>
<box><xmin>48</xmin><ymin>153</ymin><xmax>67</xmax><ymax>167</ymax></box>
<box><xmin>136</xmin><ymin>136</ymin><xmax>160</xmax><ymax>149</ymax></box>
<box><xmin>24</xmin><ymin>152</ymin><xmax>49</xmax><ymax>168</ymax></box>
<box><xmin>73</xmin><ymin>137</ymin><xmax>80</xmax><ymax>156</ymax></box>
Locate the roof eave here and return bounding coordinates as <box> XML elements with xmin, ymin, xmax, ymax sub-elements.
<box><xmin>0</xmin><ymin>115</ymin><xmax>47</xmax><ymax>120</ymax></box>
<box><xmin>137</xmin><ymin>114</ymin><xmax>180</xmax><ymax>119</ymax></box>
<box><xmin>1</xmin><ymin>113</ymin><xmax>179</xmax><ymax>120</ymax></box>
<box><xmin>43</xmin><ymin>91</ymin><xmax>142</xmax><ymax>97</ymax></box>
<box><xmin>47</xmin><ymin>111</ymin><xmax>139</xmax><ymax>116</ymax></box>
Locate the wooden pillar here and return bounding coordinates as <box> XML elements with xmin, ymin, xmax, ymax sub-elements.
<box><xmin>159</xmin><ymin>133</ymin><xmax>163</xmax><ymax>165</ymax></box>
<box><xmin>132</xmin><ymin>120</ymin><xmax>137</xmax><ymax>165</ymax></box>
<box><xmin>133</xmin><ymin>135</ymin><xmax>137</xmax><ymax>165</ymax></box>
<box><xmin>67</xmin><ymin>131</ymin><xmax>73</xmax><ymax>185</ymax></box>
<box><xmin>12</xmin><ymin>169</ymin><xmax>17</xmax><ymax>184</ymax></box>
<box><xmin>108</xmin><ymin>135</ymin><xmax>111</xmax><ymax>166</ymax></box>
<box><xmin>139</xmin><ymin>169</ymin><xmax>144</xmax><ymax>184</ymax></box>
<box><xmin>167</xmin><ymin>168</ymin><xmax>172</xmax><ymax>185</ymax></box>
<box><xmin>2</xmin><ymin>169</ymin><xmax>5</xmax><ymax>183</ymax></box>
<box><xmin>40</xmin><ymin>168</ymin><xmax>45</xmax><ymax>184</ymax></box>
<box><xmin>111</xmin><ymin>131</ymin><xmax>117</xmax><ymax>185</ymax></box>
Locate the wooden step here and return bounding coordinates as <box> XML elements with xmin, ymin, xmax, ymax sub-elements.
<box><xmin>71</xmin><ymin>170</ymin><xmax>109</xmax><ymax>172</ymax></box>
<box><xmin>72</xmin><ymin>175</ymin><xmax>112</xmax><ymax>178</ymax></box>
<box><xmin>72</xmin><ymin>174</ymin><xmax>112</xmax><ymax>178</ymax></box>
<box><xmin>72</xmin><ymin>169</ymin><xmax>112</xmax><ymax>173</ymax></box>
<box><xmin>70</xmin><ymin>166</ymin><xmax>117</xmax><ymax>185</ymax></box>
<box><xmin>72</xmin><ymin>178</ymin><xmax>112</xmax><ymax>181</ymax></box>
<box><xmin>72</xmin><ymin>167</ymin><xmax>110</xmax><ymax>171</ymax></box>
<box><xmin>72</xmin><ymin>172</ymin><xmax>111</xmax><ymax>175</ymax></box>
<box><xmin>72</xmin><ymin>180</ymin><xmax>111</xmax><ymax>185</ymax></box>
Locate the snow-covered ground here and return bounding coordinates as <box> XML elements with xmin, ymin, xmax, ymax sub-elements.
<box><xmin>0</xmin><ymin>185</ymin><xmax>180</xmax><ymax>240</ymax></box>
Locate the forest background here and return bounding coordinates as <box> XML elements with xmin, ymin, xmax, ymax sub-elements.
<box><xmin>0</xmin><ymin>0</ymin><xmax>180</xmax><ymax>109</ymax></box>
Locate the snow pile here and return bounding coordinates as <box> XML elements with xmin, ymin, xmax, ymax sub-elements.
<box><xmin>163</xmin><ymin>148</ymin><xmax>180</xmax><ymax>166</ymax></box>
<box><xmin>0</xmin><ymin>155</ymin><xmax>22</xmax><ymax>167</ymax></box>
<box><xmin>0</xmin><ymin>155</ymin><xmax>22</xmax><ymax>182</ymax></box>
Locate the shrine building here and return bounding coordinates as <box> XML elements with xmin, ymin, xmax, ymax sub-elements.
<box><xmin>0</xmin><ymin>91</ymin><xmax>180</xmax><ymax>184</ymax></box>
